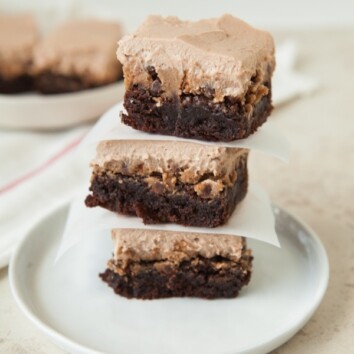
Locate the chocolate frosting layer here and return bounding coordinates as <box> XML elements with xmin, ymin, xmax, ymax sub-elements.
<box><xmin>117</xmin><ymin>14</ymin><xmax>275</xmax><ymax>102</ymax></box>
<box><xmin>92</xmin><ymin>140</ymin><xmax>248</xmax><ymax>186</ymax></box>
<box><xmin>112</xmin><ymin>228</ymin><xmax>245</xmax><ymax>264</ymax></box>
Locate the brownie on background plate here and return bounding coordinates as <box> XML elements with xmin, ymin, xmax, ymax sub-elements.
<box><xmin>117</xmin><ymin>14</ymin><xmax>275</xmax><ymax>141</ymax></box>
<box><xmin>100</xmin><ymin>228</ymin><xmax>253</xmax><ymax>299</ymax></box>
<box><xmin>85</xmin><ymin>140</ymin><xmax>248</xmax><ymax>228</ymax></box>
<box><xmin>0</xmin><ymin>14</ymin><xmax>37</xmax><ymax>94</ymax></box>
<box><xmin>33</xmin><ymin>19</ymin><xmax>123</xmax><ymax>94</ymax></box>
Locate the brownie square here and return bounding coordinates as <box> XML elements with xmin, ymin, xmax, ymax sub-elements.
<box><xmin>101</xmin><ymin>229</ymin><xmax>253</xmax><ymax>299</ymax></box>
<box><xmin>117</xmin><ymin>14</ymin><xmax>275</xmax><ymax>141</ymax></box>
<box><xmin>85</xmin><ymin>140</ymin><xmax>248</xmax><ymax>228</ymax></box>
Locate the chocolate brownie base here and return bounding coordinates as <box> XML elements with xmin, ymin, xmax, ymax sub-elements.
<box><xmin>100</xmin><ymin>251</ymin><xmax>253</xmax><ymax>300</ymax></box>
<box><xmin>122</xmin><ymin>69</ymin><xmax>272</xmax><ymax>141</ymax></box>
<box><xmin>85</xmin><ymin>158</ymin><xmax>248</xmax><ymax>227</ymax></box>
<box><xmin>0</xmin><ymin>75</ymin><xmax>33</xmax><ymax>94</ymax></box>
<box><xmin>35</xmin><ymin>72</ymin><xmax>120</xmax><ymax>94</ymax></box>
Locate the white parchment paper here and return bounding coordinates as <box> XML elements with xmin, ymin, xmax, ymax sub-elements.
<box><xmin>81</xmin><ymin>103</ymin><xmax>290</xmax><ymax>162</ymax></box>
<box><xmin>56</xmin><ymin>183</ymin><xmax>280</xmax><ymax>262</ymax></box>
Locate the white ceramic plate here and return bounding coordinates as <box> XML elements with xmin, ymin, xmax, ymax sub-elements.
<box><xmin>0</xmin><ymin>82</ymin><xmax>124</xmax><ymax>130</ymax></box>
<box><xmin>10</xmin><ymin>205</ymin><xmax>329</xmax><ymax>354</ymax></box>
<box><xmin>0</xmin><ymin>198</ymin><xmax>71</xmax><ymax>269</ymax></box>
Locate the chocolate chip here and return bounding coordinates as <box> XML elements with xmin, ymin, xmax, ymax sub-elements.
<box><xmin>201</xmin><ymin>86</ymin><xmax>215</xmax><ymax>99</ymax></box>
<box><xmin>146</xmin><ymin>66</ymin><xmax>160</xmax><ymax>82</ymax></box>
<box><xmin>201</xmin><ymin>184</ymin><xmax>212</xmax><ymax>198</ymax></box>
<box><xmin>151</xmin><ymin>182</ymin><xmax>164</xmax><ymax>194</ymax></box>
<box><xmin>150</xmin><ymin>80</ymin><xmax>162</xmax><ymax>96</ymax></box>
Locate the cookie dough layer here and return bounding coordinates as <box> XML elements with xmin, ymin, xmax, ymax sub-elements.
<box><xmin>85</xmin><ymin>141</ymin><xmax>248</xmax><ymax>227</ymax></box>
<box><xmin>100</xmin><ymin>229</ymin><xmax>253</xmax><ymax>299</ymax></box>
<box><xmin>117</xmin><ymin>15</ymin><xmax>275</xmax><ymax>141</ymax></box>
<box><xmin>33</xmin><ymin>19</ymin><xmax>123</xmax><ymax>94</ymax></box>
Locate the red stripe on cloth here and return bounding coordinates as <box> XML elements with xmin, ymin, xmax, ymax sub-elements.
<box><xmin>0</xmin><ymin>133</ymin><xmax>85</xmax><ymax>196</ymax></box>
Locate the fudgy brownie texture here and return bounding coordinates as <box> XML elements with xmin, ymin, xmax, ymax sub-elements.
<box><xmin>0</xmin><ymin>75</ymin><xmax>33</xmax><ymax>94</ymax></box>
<box><xmin>35</xmin><ymin>72</ymin><xmax>120</xmax><ymax>94</ymax></box>
<box><xmin>100</xmin><ymin>251</ymin><xmax>253</xmax><ymax>300</ymax></box>
<box><xmin>85</xmin><ymin>155</ymin><xmax>248</xmax><ymax>227</ymax></box>
<box><xmin>122</xmin><ymin>67</ymin><xmax>272</xmax><ymax>142</ymax></box>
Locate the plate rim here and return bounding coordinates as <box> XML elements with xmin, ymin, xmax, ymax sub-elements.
<box><xmin>0</xmin><ymin>198</ymin><xmax>73</xmax><ymax>270</ymax></box>
<box><xmin>9</xmin><ymin>204</ymin><xmax>329</xmax><ymax>354</ymax></box>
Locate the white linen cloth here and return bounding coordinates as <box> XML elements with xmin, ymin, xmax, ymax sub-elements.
<box><xmin>0</xmin><ymin>127</ymin><xmax>90</xmax><ymax>267</ymax></box>
<box><xmin>0</xmin><ymin>42</ymin><xmax>319</xmax><ymax>268</ymax></box>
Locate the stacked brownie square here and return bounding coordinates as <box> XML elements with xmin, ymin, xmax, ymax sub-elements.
<box><xmin>85</xmin><ymin>14</ymin><xmax>275</xmax><ymax>299</ymax></box>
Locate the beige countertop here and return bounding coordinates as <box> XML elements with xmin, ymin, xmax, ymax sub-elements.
<box><xmin>1</xmin><ymin>29</ymin><xmax>353</xmax><ymax>354</ymax></box>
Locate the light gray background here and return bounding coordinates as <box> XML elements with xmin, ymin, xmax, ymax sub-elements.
<box><xmin>1</xmin><ymin>0</ymin><xmax>354</xmax><ymax>33</ymax></box>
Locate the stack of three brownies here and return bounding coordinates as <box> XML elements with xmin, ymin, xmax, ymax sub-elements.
<box><xmin>85</xmin><ymin>14</ymin><xmax>275</xmax><ymax>299</ymax></box>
